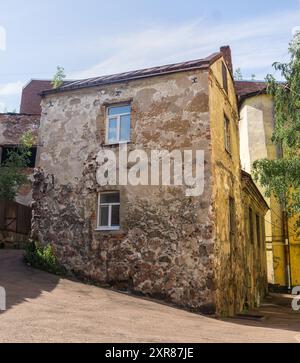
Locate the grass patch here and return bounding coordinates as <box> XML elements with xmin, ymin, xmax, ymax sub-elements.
<box><xmin>24</xmin><ymin>241</ymin><xmax>66</xmax><ymax>276</ymax></box>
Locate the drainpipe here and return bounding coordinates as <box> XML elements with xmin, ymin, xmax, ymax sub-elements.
<box><xmin>283</xmin><ymin>210</ymin><xmax>292</xmax><ymax>291</ymax></box>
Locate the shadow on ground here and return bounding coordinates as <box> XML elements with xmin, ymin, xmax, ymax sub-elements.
<box><xmin>222</xmin><ymin>293</ymin><xmax>300</xmax><ymax>334</ymax></box>
<box><xmin>0</xmin><ymin>249</ymin><xmax>299</xmax><ymax>341</ymax></box>
<box><xmin>0</xmin><ymin>249</ymin><xmax>60</xmax><ymax>314</ymax></box>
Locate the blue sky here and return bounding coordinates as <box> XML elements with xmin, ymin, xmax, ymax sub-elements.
<box><xmin>0</xmin><ymin>0</ymin><xmax>300</xmax><ymax>112</ymax></box>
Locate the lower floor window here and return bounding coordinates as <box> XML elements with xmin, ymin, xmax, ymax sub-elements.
<box><xmin>98</xmin><ymin>192</ymin><xmax>120</xmax><ymax>230</ymax></box>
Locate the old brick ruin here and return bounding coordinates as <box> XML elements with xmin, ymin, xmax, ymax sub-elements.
<box><xmin>0</xmin><ymin>113</ymin><xmax>40</xmax><ymax>205</ymax></box>
<box><xmin>29</xmin><ymin>48</ymin><xmax>269</xmax><ymax>316</ymax></box>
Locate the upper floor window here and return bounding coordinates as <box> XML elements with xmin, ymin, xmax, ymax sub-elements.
<box><xmin>249</xmin><ymin>208</ymin><xmax>254</xmax><ymax>244</ymax></box>
<box><xmin>106</xmin><ymin>104</ymin><xmax>131</xmax><ymax>144</ymax></box>
<box><xmin>224</xmin><ymin>115</ymin><xmax>231</xmax><ymax>154</ymax></box>
<box><xmin>0</xmin><ymin>146</ymin><xmax>37</xmax><ymax>168</ymax></box>
<box><xmin>97</xmin><ymin>192</ymin><xmax>120</xmax><ymax>231</ymax></box>
<box><xmin>256</xmin><ymin>214</ymin><xmax>261</xmax><ymax>247</ymax></box>
<box><xmin>222</xmin><ymin>62</ymin><xmax>228</xmax><ymax>94</ymax></box>
<box><xmin>229</xmin><ymin>197</ymin><xmax>236</xmax><ymax>242</ymax></box>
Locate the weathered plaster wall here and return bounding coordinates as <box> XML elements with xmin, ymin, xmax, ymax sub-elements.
<box><xmin>33</xmin><ymin>70</ymin><xmax>217</xmax><ymax>312</ymax></box>
<box><xmin>208</xmin><ymin>59</ymin><xmax>266</xmax><ymax>315</ymax></box>
<box><xmin>239</xmin><ymin>95</ymin><xmax>289</xmax><ymax>287</ymax></box>
<box><xmin>241</xmin><ymin>175</ymin><xmax>269</xmax><ymax>307</ymax></box>
<box><xmin>0</xmin><ymin>113</ymin><xmax>39</xmax><ymax>206</ymax></box>
<box><xmin>289</xmin><ymin>213</ymin><xmax>300</xmax><ymax>286</ymax></box>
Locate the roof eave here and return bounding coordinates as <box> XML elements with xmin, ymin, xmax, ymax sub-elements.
<box><xmin>41</xmin><ymin>52</ymin><xmax>222</xmax><ymax>97</ymax></box>
<box><xmin>241</xmin><ymin>170</ymin><xmax>269</xmax><ymax>211</ymax></box>
<box><xmin>238</xmin><ymin>89</ymin><xmax>268</xmax><ymax>105</ymax></box>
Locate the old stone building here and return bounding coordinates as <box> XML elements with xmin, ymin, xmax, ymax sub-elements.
<box><xmin>31</xmin><ymin>47</ymin><xmax>268</xmax><ymax>316</ymax></box>
<box><xmin>237</xmin><ymin>80</ymin><xmax>300</xmax><ymax>289</ymax></box>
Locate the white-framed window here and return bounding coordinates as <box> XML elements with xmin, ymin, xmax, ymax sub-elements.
<box><xmin>224</xmin><ymin>115</ymin><xmax>231</xmax><ymax>154</ymax></box>
<box><xmin>97</xmin><ymin>192</ymin><xmax>120</xmax><ymax>231</ymax></box>
<box><xmin>106</xmin><ymin>104</ymin><xmax>131</xmax><ymax>144</ymax></box>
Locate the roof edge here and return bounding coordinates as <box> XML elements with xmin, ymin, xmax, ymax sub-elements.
<box><xmin>0</xmin><ymin>112</ymin><xmax>41</xmax><ymax>117</ymax></box>
<box><xmin>41</xmin><ymin>52</ymin><xmax>222</xmax><ymax>96</ymax></box>
<box><xmin>241</xmin><ymin>170</ymin><xmax>269</xmax><ymax>211</ymax></box>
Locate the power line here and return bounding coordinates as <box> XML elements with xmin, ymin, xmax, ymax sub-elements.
<box><xmin>268</xmin><ymin>206</ymin><xmax>297</xmax><ymax>234</ymax></box>
<box><xmin>264</xmin><ymin>218</ymin><xmax>299</xmax><ymax>238</ymax></box>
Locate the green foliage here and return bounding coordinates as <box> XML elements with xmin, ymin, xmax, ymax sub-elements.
<box><xmin>253</xmin><ymin>31</ymin><xmax>300</xmax><ymax>229</ymax></box>
<box><xmin>51</xmin><ymin>66</ymin><xmax>66</xmax><ymax>89</ymax></box>
<box><xmin>24</xmin><ymin>241</ymin><xmax>66</xmax><ymax>276</ymax></box>
<box><xmin>0</xmin><ymin>131</ymin><xmax>34</xmax><ymax>201</ymax></box>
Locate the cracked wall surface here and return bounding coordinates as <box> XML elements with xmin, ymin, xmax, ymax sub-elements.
<box><xmin>33</xmin><ymin>70</ymin><xmax>217</xmax><ymax>313</ymax></box>
<box><xmin>32</xmin><ymin>60</ymin><xmax>268</xmax><ymax>315</ymax></box>
<box><xmin>209</xmin><ymin>59</ymin><xmax>268</xmax><ymax>315</ymax></box>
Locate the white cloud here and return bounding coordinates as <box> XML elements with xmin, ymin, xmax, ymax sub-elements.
<box><xmin>71</xmin><ymin>9</ymin><xmax>300</xmax><ymax>80</ymax></box>
<box><xmin>0</xmin><ymin>81</ymin><xmax>24</xmax><ymax>96</ymax></box>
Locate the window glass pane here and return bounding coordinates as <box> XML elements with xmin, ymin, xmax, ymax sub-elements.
<box><xmin>120</xmin><ymin>115</ymin><xmax>131</xmax><ymax>141</ymax></box>
<box><xmin>100</xmin><ymin>206</ymin><xmax>109</xmax><ymax>226</ymax></box>
<box><xmin>224</xmin><ymin>117</ymin><xmax>231</xmax><ymax>152</ymax></box>
<box><xmin>108</xmin><ymin>118</ymin><xmax>117</xmax><ymax>143</ymax></box>
<box><xmin>100</xmin><ymin>193</ymin><xmax>120</xmax><ymax>204</ymax></box>
<box><xmin>111</xmin><ymin>205</ymin><xmax>120</xmax><ymax>226</ymax></box>
<box><xmin>249</xmin><ymin>208</ymin><xmax>254</xmax><ymax>243</ymax></box>
<box><xmin>108</xmin><ymin>105</ymin><xmax>131</xmax><ymax>116</ymax></box>
<box><xmin>229</xmin><ymin>197</ymin><xmax>235</xmax><ymax>234</ymax></box>
<box><xmin>256</xmin><ymin>215</ymin><xmax>261</xmax><ymax>246</ymax></box>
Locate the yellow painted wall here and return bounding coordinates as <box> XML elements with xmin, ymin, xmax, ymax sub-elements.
<box><xmin>209</xmin><ymin>58</ymin><xmax>267</xmax><ymax>315</ymax></box>
<box><xmin>289</xmin><ymin>214</ymin><xmax>300</xmax><ymax>286</ymax></box>
<box><xmin>239</xmin><ymin>94</ymin><xmax>300</xmax><ymax>287</ymax></box>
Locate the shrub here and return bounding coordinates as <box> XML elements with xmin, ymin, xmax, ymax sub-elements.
<box><xmin>24</xmin><ymin>241</ymin><xmax>66</xmax><ymax>276</ymax></box>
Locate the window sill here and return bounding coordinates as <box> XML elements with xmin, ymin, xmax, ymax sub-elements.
<box><xmin>94</xmin><ymin>227</ymin><xmax>125</xmax><ymax>237</ymax></box>
<box><xmin>95</xmin><ymin>227</ymin><xmax>120</xmax><ymax>232</ymax></box>
<box><xmin>104</xmin><ymin>141</ymin><xmax>131</xmax><ymax>146</ymax></box>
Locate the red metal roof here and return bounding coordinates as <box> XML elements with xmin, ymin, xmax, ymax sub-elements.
<box><xmin>235</xmin><ymin>80</ymin><xmax>267</xmax><ymax>102</ymax></box>
<box><xmin>41</xmin><ymin>52</ymin><xmax>223</xmax><ymax>96</ymax></box>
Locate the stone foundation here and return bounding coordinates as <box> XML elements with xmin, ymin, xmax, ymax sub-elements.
<box><xmin>32</xmin><ymin>167</ymin><xmax>216</xmax><ymax>313</ymax></box>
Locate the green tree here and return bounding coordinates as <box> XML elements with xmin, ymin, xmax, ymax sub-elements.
<box><xmin>253</xmin><ymin>31</ymin><xmax>300</xmax><ymax>230</ymax></box>
<box><xmin>51</xmin><ymin>66</ymin><xmax>66</xmax><ymax>89</ymax></box>
<box><xmin>0</xmin><ymin>131</ymin><xmax>34</xmax><ymax>200</ymax></box>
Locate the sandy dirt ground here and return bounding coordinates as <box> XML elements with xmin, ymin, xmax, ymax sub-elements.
<box><xmin>0</xmin><ymin>250</ymin><xmax>299</xmax><ymax>343</ymax></box>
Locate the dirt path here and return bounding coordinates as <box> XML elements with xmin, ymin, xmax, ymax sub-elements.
<box><xmin>0</xmin><ymin>250</ymin><xmax>299</xmax><ymax>343</ymax></box>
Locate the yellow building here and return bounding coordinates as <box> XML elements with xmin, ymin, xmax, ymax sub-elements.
<box><xmin>237</xmin><ymin>81</ymin><xmax>300</xmax><ymax>289</ymax></box>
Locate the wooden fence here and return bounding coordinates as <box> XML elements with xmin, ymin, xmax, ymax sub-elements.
<box><xmin>0</xmin><ymin>200</ymin><xmax>32</xmax><ymax>235</ymax></box>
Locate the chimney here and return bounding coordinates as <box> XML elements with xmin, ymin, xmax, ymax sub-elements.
<box><xmin>220</xmin><ymin>46</ymin><xmax>233</xmax><ymax>75</ymax></box>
